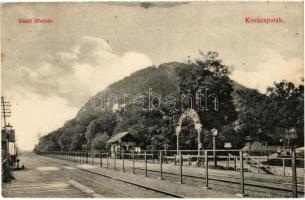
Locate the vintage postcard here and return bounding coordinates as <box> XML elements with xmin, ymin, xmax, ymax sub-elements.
<box><xmin>1</xmin><ymin>1</ymin><xmax>304</xmax><ymax>198</ymax></box>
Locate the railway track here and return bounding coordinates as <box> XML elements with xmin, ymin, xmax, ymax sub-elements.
<box><xmin>131</xmin><ymin>167</ymin><xmax>304</xmax><ymax>197</ymax></box>
<box><xmin>67</xmin><ymin>156</ymin><xmax>305</xmax><ymax>194</ymax></box>
<box><xmin>39</xmin><ymin>157</ymin><xmax>184</xmax><ymax>198</ymax></box>
<box><xmin>41</xmin><ymin>155</ymin><xmax>304</xmax><ymax>197</ymax></box>
<box><xmin>132</xmin><ymin>167</ymin><xmax>304</xmax><ymax>192</ymax></box>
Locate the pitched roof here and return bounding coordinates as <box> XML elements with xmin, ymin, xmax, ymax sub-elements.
<box><xmin>241</xmin><ymin>141</ymin><xmax>268</xmax><ymax>151</ymax></box>
<box><xmin>106</xmin><ymin>132</ymin><xmax>129</xmax><ymax>144</ymax></box>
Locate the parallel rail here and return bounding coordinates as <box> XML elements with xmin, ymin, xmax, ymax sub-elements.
<box><xmin>39</xmin><ymin>152</ymin><xmax>304</xmax><ymax>197</ymax></box>
<box><xmin>40</xmin><ymin>156</ymin><xmax>184</xmax><ymax>198</ymax></box>
<box><xmin>131</xmin><ymin>167</ymin><xmax>304</xmax><ymax>195</ymax></box>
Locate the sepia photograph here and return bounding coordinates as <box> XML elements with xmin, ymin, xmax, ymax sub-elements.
<box><xmin>1</xmin><ymin>1</ymin><xmax>304</xmax><ymax>198</ymax></box>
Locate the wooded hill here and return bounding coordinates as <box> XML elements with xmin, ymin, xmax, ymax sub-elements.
<box><xmin>34</xmin><ymin>52</ymin><xmax>304</xmax><ymax>152</ymax></box>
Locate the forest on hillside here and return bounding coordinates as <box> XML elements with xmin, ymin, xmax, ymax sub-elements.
<box><xmin>34</xmin><ymin>52</ymin><xmax>304</xmax><ymax>152</ymax></box>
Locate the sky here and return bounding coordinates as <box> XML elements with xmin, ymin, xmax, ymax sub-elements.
<box><xmin>1</xmin><ymin>2</ymin><xmax>304</xmax><ymax>150</ymax></box>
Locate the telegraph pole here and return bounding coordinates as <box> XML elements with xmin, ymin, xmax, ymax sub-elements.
<box><xmin>1</xmin><ymin>96</ymin><xmax>11</xmax><ymax>128</ymax></box>
<box><xmin>1</xmin><ymin>96</ymin><xmax>12</xmax><ymax>182</ymax></box>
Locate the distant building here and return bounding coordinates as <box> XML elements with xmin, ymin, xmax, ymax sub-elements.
<box><xmin>242</xmin><ymin>141</ymin><xmax>281</xmax><ymax>156</ymax></box>
<box><xmin>106</xmin><ymin>132</ymin><xmax>136</xmax><ymax>158</ymax></box>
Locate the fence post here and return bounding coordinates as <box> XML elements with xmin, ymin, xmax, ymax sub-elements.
<box><xmin>257</xmin><ymin>158</ymin><xmax>259</xmax><ymax>174</ymax></box>
<box><xmin>237</xmin><ymin>150</ymin><xmax>245</xmax><ymax>197</ymax></box>
<box><xmin>188</xmin><ymin>154</ymin><xmax>191</xmax><ymax>166</ymax></box>
<box><xmin>291</xmin><ymin>150</ymin><xmax>297</xmax><ymax>198</ymax></box>
<box><xmin>282</xmin><ymin>158</ymin><xmax>285</xmax><ymax>176</ymax></box>
<box><xmin>122</xmin><ymin>150</ymin><xmax>125</xmax><ymax>172</ymax></box>
<box><xmin>91</xmin><ymin>152</ymin><xmax>94</xmax><ymax>165</ymax></box>
<box><xmin>86</xmin><ymin>151</ymin><xmax>88</xmax><ymax>164</ymax></box>
<box><xmin>234</xmin><ymin>156</ymin><xmax>237</xmax><ymax>171</ymax></box>
<box><xmin>132</xmin><ymin>151</ymin><xmax>135</xmax><ymax>174</ymax></box>
<box><xmin>174</xmin><ymin>155</ymin><xmax>177</xmax><ymax>165</ymax></box>
<box><xmin>100</xmin><ymin>152</ymin><xmax>103</xmax><ymax>167</ymax></box>
<box><xmin>203</xmin><ymin>150</ymin><xmax>211</xmax><ymax>189</ymax></box>
<box><xmin>114</xmin><ymin>151</ymin><xmax>116</xmax><ymax>171</ymax></box>
<box><xmin>145</xmin><ymin>151</ymin><xmax>148</xmax><ymax>177</ymax></box>
<box><xmin>214</xmin><ymin>150</ymin><xmax>217</xmax><ymax>168</ymax></box>
<box><xmin>160</xmin><ymin>151</ymin><xmax>164</xmax><ymax>180</ymax></box>
<box><xmin>179</xmin><ymin>151</ymin><xmax>184</xmax><ymax>184</ymax></box>
<box><xmin>106</xmin><ymin>153</ymin><xmax>109</xmax><ymax>168</ymax></box>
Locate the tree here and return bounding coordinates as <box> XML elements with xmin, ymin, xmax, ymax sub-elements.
<box><xmin>236</xmin><ymin>80</ymin><xmax>304</xmax><ymax>147</ymax></box>
<box><xmin>91</xmin><ymin>133</ymin><xmax>110</xmax><ymax>150</ymax></box>
<box><xmin>84</xmin><ymin>112</ymin><xmax>117</xmax><ymax>150</ymax></box>
<box><xmin>176</xmin><ymin>51</ymin><xmax>238</xmax><ymax>147</ymax></box>
<box><xmin>235</xmin><ymin>89</ymin><xmax>267</xmax><ymax>145</ymax></box>
<box><xmin>70</xmin><ymin>132</ymin><xmax>86</xmax><ymax>151</ymax></box>
<box><xmin>265</xmin><ymin>80</ymin><xmax>304</xmax><ymax>146</ymax></box>
<box><xmin>34</xmin><ymin>130</ymin><xmax>61</xmax><ymax>152</ymax></box>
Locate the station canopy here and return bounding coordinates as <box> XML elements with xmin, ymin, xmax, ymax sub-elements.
<box><xmin>106</xmin><ymin>132</ymin><xmax>129</xmax><ymax>144</ymax></box>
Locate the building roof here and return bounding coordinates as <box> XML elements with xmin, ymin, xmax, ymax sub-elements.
<box><xmin>296</xmin><ymin>147</ymin><xmax>305</xmax><ymax>152</ymax></box>
<box><xmin>106</xmin><ymin>132</ymin><xmax>129</xmax><ymax>144</ymax></box>
<box><xmin>241</xmin><ymin>141</ymin><xmax>268</xmax><ymax>151</ymax></box>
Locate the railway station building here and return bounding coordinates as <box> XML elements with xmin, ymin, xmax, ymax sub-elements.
<box><xmin>106</xmin><ymin>131</ymin><xmax>136</xmax><ymax>158</ymax></box>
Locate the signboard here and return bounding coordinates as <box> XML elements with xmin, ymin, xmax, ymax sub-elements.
<box><xmin>224</xmin><ymin>142</ymin><xmax>232</xmax><ymax>148</ymax></box>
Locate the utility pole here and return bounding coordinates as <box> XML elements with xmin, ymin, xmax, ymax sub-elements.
<box><xmin>1</xmin><ymin>96</ymin><xmax>12</xmax><ymax>182</ymax></box>
<box><xmin>2</xmin><ymin>97</ymin><xmax>12</xmax><ymax>160</ymax></box>
<box><xmin>211</xmin><ymin>128</ymin><xmax>218</xmax><ymax>168</ymax></box>
<box><xmin>1</xmin><ymin>96</ymin><xmax>11</xmax><ymax>128</ymax></box>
